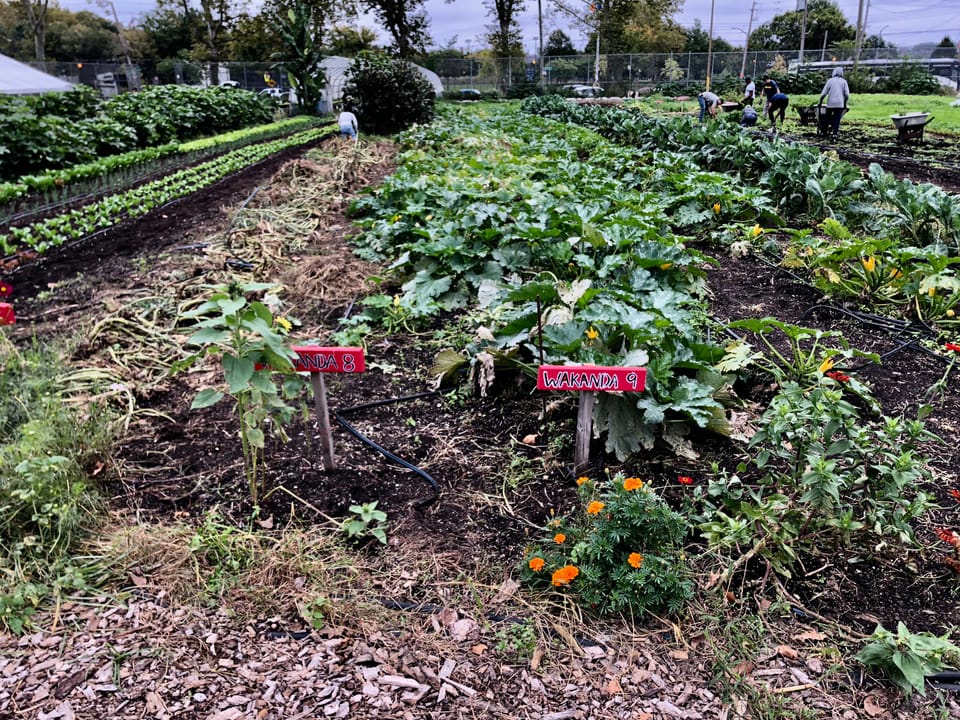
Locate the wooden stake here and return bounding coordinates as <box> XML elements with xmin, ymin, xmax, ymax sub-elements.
<box><xmin>311</xmin><ymin>373</ymin><xmax>336</xmax><ymax>470</ymax></box>
<box><xmin>574</xmin><ymin>391</ymin><xmax>595</xmax><ymax>474</ymax></box>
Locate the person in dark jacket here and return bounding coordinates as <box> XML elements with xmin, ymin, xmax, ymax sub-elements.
<box><xmin>766</xmin><ymin>90</ymin><xmax>789</xmax><ymax>129</ymax></box>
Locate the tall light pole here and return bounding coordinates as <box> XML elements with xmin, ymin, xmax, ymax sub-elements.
<box><xmin>87</xmin><ymin>0</ymin><xmax>139</xmax><ymax>90</ymax></box>
<box><xmin>798</xmin><ymin>0</ymin><xmax>809</xmax><ymax>65</ymax></box>
<box><xmin>538</xmin><ymin>0</ymin><xmax>545</xmax><ymax>90</ymax></box>
<box><xmin>705</xmin><ymin>0</ymin><xmax>715</xmax><ymax>90</ymax></box>
<box><xmin>739</xmin><ymin>0</ymin><xmax>757</xmax><ymax>79</ymax></box>
<box><xmin>854</xmin><ymin>0</ymin><xmax>866</xmax><ymax>69</ymax></box>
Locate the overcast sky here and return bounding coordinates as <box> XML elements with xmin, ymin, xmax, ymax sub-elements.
<box><xmin>66</xmin><ymin>1</ymin><xmax>960</xmax><ymax>51</ymax></box>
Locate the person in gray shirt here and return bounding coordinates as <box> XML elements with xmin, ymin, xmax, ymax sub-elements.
<box><xmin>818</xmin><ymin>67</ymin><xmax>850</xmax><ymax>142</ymax></box>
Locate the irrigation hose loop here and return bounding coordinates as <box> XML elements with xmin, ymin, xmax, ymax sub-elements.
<box><xmin>334</xmin><ymin>390</ymin><xmax>444</xmax><ymax>509</ymax></box>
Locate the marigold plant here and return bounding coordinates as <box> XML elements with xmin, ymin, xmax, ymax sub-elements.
<box><xmin>519</xmin><ymin>472</ymin><xmax>691</xmax><ymax>616</ymax></box>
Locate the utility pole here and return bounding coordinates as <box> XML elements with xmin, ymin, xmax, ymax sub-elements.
<box><xmin>854</xmin><ymin>0</ymin><xmax>866</xmax><ymax>69</ymax></box>
<box><xmin>538</xmin><ymin>0</ymin><xmax>544</xmax><ymax>90</ymax></box>
<box><xmin>706</xmin><ymin>0</ymin><xmax>715</xmax><ymax>90</ymax></box>
<box><xmin>740</xmin><ymin>0</ymin><xmax>757</xmax><ymax>79</ymax></box>
<box><xmin>798</xmin><ymin>0</ymin><xmax>809</xmax><ymax>65</ymax></box>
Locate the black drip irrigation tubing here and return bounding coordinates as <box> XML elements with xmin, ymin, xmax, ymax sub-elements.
<box><xmin>745</xmin><ymin>251</ymin><xmax>950</xmax><ymax>369</ymax></box>
<box><xmin>334</xmin><ymin>390</ymin><xmax>442</xmax><ymax>509</ymax></box>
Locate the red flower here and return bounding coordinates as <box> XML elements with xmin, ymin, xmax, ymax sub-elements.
<box><xmin>934</xmin><ymin>528</ymin><xmax>960</xmax><ymax>549</ymax></box>
<box><xmin>0</xmin><ymin>281</ymin><xmax>11</xmax><ymax>298</ymax></box>
<box><xmin>949</xmin><ymin>489</ymin><xmax>960</xmax><ymax>503</ymax></box>
<box><xmin>825</xmin><ymin>370</ymin><xmax>850</xmax><ymax>382</ymax></box>
<box><xmin>677</xmin><ymin>475</ymin><xmax>693</xmax><ymax>485</ymax></box>
<box><xmin>945</xmin><ymin>342</ymin><xmax>960</xmax><ymax>353</ymax></box>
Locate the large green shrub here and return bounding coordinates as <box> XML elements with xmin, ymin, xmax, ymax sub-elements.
<box><xmin>340</xmin><ymin>52</ymin><xmax>435</xmax><ymax>135</ymax></box>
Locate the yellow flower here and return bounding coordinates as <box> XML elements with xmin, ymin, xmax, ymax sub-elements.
<box><xmin>751</xmin><ymin>224</ymin><xmax>763</xmax><ymax>237</ymax></box>
<box><xmin>576</xmin><ymin>476</ymin><xmax>590</xmax><ymax>486</ymax></box>
<box><xmin>393</xmin><ymin>294</ymin><xmax>402</xmax><ymax>307</ymax></box>
<box><xmin>659</xmin><ymin>262</ymin><xmax>673</xmax><ymax>270</ymax></box>
<box><xmin>623</xmin><ymin>477</ymin><xmax>644</xmax><ymax>491</ymax></box>
<box><xmin>528</xmin><ymin>557</ymin><xmax>545</xmax><ymax>572</ymax></box>
<box><xmin>628</xmin><ymin>552</ymin><xmax>644</xmax><ymax>569</ymax></box>
<box><xmin>861</xmin><ymin>256</ymin><xmax>876</xmax><ymax>273</ymax></box>
<box><xmin>554</xmin><ymin>533</ymin><xmax>566</xmax><ymax>544</ymax></box>
<box><xmin>275</xmin><ymin>317</ymin><xmax>292</xmax><ymax>332</ymax></box>
<box><xmin>586</xmin><ymin>501</ymin><xmax>605</xmax><ymax>515</ymax></box>
<box><xmin>948</xmin><ymin>309</ymin><xmax>956</xmax><ymax>318</ymax></box>
<box><xmin>390</xmin><ymin>214</ymin><xmax>401</xmax><ymax>223</ymax></box>
<box><xmin>551</xmin><ymin>565</ymin><xmax>579</xmax><ymax>586</ymax></box>
<box><xmin>586</xmin><ymin>326</ymin><xmax>599</xmax><ymax>340</ymax></box>
<box><xmin>712</xmin><ymin>202</ymin><xmax>721</xmax><ymax>214</ymax></box>
<box><xmin>889</xmin><ymin>268</ymin><xmax>903</xmax><ymax>279</ymax></box>
<box><xmin>818</xmin><ymin>357</ymin><xmax>835</xmax><ymax>374</ymax></box>
<box><xmin>929</xmin><ymin>287</ymin><xmax>937</xmax><ymax>297</ymax></box>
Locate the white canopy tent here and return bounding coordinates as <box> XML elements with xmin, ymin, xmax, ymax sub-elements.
<box><xmin>0</xmin><ymin>53</ymin><xmax>74</xmax><ymax>95</ymax></box>
<box><xmin>317</xmin><ymin>56</ymin><xmax>443</xmax><ymax>113</ymax></box>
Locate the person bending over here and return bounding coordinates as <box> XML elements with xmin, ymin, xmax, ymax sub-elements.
<box><xmin>766</xmin><ymin>91</ymin><xmax>789</xmax><ymax>129</ymax></box>
<box><xmin>698</xmin><ymin>91</ymin><xmax>722</xmax><ymax>122</ymax></box>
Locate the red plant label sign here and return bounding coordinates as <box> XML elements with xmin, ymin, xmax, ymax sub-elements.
<box><xmin>0</xmin><ymin>303</ymin><xmax>14</xmax><ymax>326</ymax></box>
<box><xmin>537</xmin><ymin>365</ymin><xmax>646</xmax><ymax>393</ymax></box>
<box><xmin>290</xmin><ymin>346</ymin><xmax>365</xmax><ymax>373</ymax></box>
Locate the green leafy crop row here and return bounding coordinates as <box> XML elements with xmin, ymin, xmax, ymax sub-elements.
<box><xmin>1</xmin><ymin>124</ymin><xmax>333</xmax><ymax>257</ymax></box>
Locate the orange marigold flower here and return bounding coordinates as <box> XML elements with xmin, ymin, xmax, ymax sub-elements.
<box><xmin>678</xmin><ymin>475</ymin><xmax>693</xmax><ymax>485</ymax></box>
<box><xmin>623</xmin><ymin>477</ymin><xmax>644</xmax><ymax>491</ymax></box>
<box><xmin>528</xmin><ymin>557</ymin><xmax>545</xmax><ymax>572</ymax></box>
<box><xmin>554</xmin><ymin>533</ymin><xmax>567</xmax><ymax>544</ymax></box>
<box><xmin>586</xmin><ymin>501</ymin><xmax>605</xmax><ymax>515</ymax></box>
<box><xmin>551</xmin><ymin>565</ymin><xmax>579</xmax><ymax>586</ymax></box>
<box><xmin>576</xmin><ymin>476</ymin><xmax>590</xmax><ymax>486</ymax></box>
<box><xmin>628</xmin><ymin>552</ymin><xmax>644</xmax><ymax>569</ymax></box>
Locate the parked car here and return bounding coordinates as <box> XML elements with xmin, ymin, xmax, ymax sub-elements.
<box><xmin>459</xmin><ymin>88</ymin><xmax>482</xmax><ymax>101</ymax></box>
<box><xmin>562</xmin><ymin>84</ymin><xmax>603</xmax><ymax>98</ymax></box>
<box><xmin>258</xmin><ymin>87</ymin><xmax>285</xmax><ymax>100</ymax></box>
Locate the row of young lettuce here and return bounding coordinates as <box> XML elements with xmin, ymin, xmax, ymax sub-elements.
<box><xmin>343</xmin><ymin>98</ymin><xmax>960</xmax><ymax>657</ymax></box>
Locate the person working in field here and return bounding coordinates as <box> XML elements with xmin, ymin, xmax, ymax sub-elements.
<box><xmin>741</xmin><ymin>104</ymin><xmax>758</xmax><ymax>127</ymax></box>
<box><xmin>818</xmin><ymin>67</ymin><xmax>850</xmax><ymax>142</ymax></box>
<box><xmin>697</xmin><ymin>90</ymin><xmax>722</xmax><ymax>122</ymax></box>
<box><xmin>743</xmin><ymin>76</ymin><xmax>756</xmax><ymax>106</ymax></box>
<box><xmin>760</xmin><ymin>75</ymin><xmax>779</xmax><ymax>116</ymax></box>
<box><xmin>766</xmin><ymin>90</ymin><xmax>789</xmax><ymax>130</ymax></box>
<box><xmin>338</xmin><ymin>108</ymin><xmax>359</xmax><ymax>139</ymax></box>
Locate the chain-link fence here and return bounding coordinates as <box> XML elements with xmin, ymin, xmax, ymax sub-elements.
<box><xmin>30</xmin><ymin>50</ymin><xmax>959</xmax><ymax>99</ymax></box>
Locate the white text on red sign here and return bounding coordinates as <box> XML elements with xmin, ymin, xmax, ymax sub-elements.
<box><xmin>290</xmin><ymin>346</ymin><xmax>365</xmax><ymax>373</ymax></box>
<box><xmin>537</xmin><ymin>365</ymin><xmax>646</xmax><ymax>393</ymax></box>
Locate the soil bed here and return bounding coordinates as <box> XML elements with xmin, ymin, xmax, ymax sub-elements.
<box><xmin>2</xmin><ymin>134</ymin><xmax>960</xmax><ymax>719</ymax></box>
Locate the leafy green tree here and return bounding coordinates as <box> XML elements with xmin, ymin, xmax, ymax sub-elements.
<box><xmin>270</xmin><ymin>0</ymin><xmax>329</xmax><ymax>112</ymax></box>
<box><xmin>360</xmin><ymin>0</ymin><xmax>430</xmax><ymax>58</ymax></box>
<box><xmin>748</xmin><ymin>0</ymin><xmax>854</xmax><ymax>51</ymax></box>
<box><xmin>19</xmin><ymin>0</ymin><xmax>49</xmax><ymax>60</ymax></box>
<box><xmin>340</xmin><ymin>51</ymin><xmax>435</xmax><ymax>134</ymax></box>
<box><xmin>544</xmin><ymin>29</ymin><xmax>576</xmax><ymax>57</ymax></box>
<box><xmin>684</xmin><ymin>20</ymin><xmax>732</xmax><ymax>53</ymax></box>
<box><xmin>327</xmin><ymin>25</ymin><xmax>379</xmax><ymax>55</ymax></box>
<box><xmin>227</xmin><ymin>12</ymin><xmax>282</xmax><ymax>61</ymax></box>
<box><xmin>45</xmin><ymin>9</ymin><xmax>120</xmax><ymax>61</ymax></box>
<box><xmin>485</xmin><ymin>0</ymin><xmax>525</xmax><ymax>58</ymax></box>
<box><xmin>931</xmin><ymin>36</ymin><xmax>958</xmax><ymax>59</ymax></box>
<box><xmin>139</xmin><ymin>5</ymin><xmax>201</xmax><ymax>61</ymax></box>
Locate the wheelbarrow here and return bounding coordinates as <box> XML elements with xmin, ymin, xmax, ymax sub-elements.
<box><xmin>890</xmin><ymin>112</ymin><xmax>934</xmax><ymax>144</ymax></box>
<box><xmin>815</xmin><ymin>106</ymin><xmax>848</xmax><ymax>138</ymax></box>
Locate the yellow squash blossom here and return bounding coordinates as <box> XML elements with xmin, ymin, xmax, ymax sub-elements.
<box><xmin>861</xmin><ymin>256</ymin><xmax>876</xmax><ymax>273</ymax></box>
<box><xmin>818</xmin><ymin>357</ymin><xmax>835</xmax><ymax>374</ymax></box>
<box><xmin>752</xmin><ymin>224</ymin><xmax>763</xmax><ymax>237</ymax></box>
<box><xmin>659</xmin><ymin>262</ymin><xmax>673</xmax><ymax>270</ymax></box>
<box><xmin>586</xmin><ymin>326</ymin><xmax>599</xmax><ymax>340</ymax></box>
<box><xmin>929</xmin><ymin>287</ymin><xmax>937</xmax><ymax>297</ymax></box>
<box><xmin>712</xmin><ymin>202</ymin><xmax>721</xmax><ymax>214</ymax></box>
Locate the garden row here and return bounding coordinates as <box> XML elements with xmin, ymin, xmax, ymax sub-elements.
<box><xmin>0</xmin><ymin>85</ymin><xmax>276</xmax><ymax>182</ymax></box>
<box><xmin>523</xmin><ymin>95</ymin><xmax>960</xmax><ymax>329</ymax></box>
<box><xmin>0</xmin><ymin>115</ymin><xmax>324</xmax><ymax>223</ymax></box>
<box><xmin>0</xmin><ymin>123</ymin><xmax>333</xmax><ymax>257</ymax></box>
<box><xmin>346</xmin><ymin>103</ymin><xmax>949</xmax><ymax>667</ymax></box>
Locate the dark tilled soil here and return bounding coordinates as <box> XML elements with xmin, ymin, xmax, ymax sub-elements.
<box><xmin>3</xmin><ymin>132</ymin><xmax>960</xmax><ymax>719</ymax></box>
